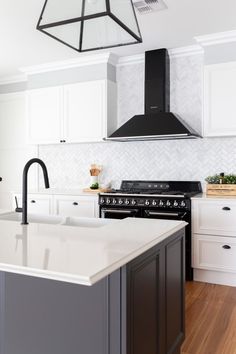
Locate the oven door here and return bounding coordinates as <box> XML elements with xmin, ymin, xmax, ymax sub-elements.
<box><xmin>100</xmin><ymin>208</ymin><xmax>141</xmax><ymax>219</ymax></box>
<box><xmin>144</xmin><ymin>209</ymin><xmax>187</xmax><ymax>220</ymax></box>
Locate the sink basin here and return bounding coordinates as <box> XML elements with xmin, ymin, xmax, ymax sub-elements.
<box><xmin>61</xmin><ymin>217</ymin><xmax>114</xmax><ymax>228</ymax></box>
<box><xmin>0</xmin><ymin>212</ymin><xmax>63</xmax><ymax>224</ymax></box>
<box><xmin>0</xmin><ymin>212</ymin><xmax>115</xmax><ymax>228</ymax></box>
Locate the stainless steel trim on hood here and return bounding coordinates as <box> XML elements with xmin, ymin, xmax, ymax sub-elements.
<box><xmin>106</xmin><ymin>48</ymin><xmax>202</xmax><ymax>141</ymax></box>
<box><xmin>104</xmin><ymin>133</ymin><xmax>199</xmax><ymax>142</ymax></box>
<box><xmin>103</xmin><ymin>134</ymin><xmax>199</xmax><ymax>141</ymax></box>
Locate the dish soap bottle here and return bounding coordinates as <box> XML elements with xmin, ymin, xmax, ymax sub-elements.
<box><xmin>219</xmin><ymin>172</ymin><xmax>225</xmax><ymax>184</ymax></box>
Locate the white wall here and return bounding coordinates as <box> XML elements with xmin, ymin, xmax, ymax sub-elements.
<box><xmin>38</xmin><ymin>53</ymin><xmax>236</xmax><ymax>191</ymax></box>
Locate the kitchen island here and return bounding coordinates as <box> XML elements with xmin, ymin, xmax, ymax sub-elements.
<box><xmin>0</xmin><ymin>216</ymin><xmax>186</xmax><ymax>354</ymax></box>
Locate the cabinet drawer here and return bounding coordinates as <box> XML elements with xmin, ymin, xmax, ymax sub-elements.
<box><xmin>192</xmin><ymin>199</ymin><xmax>236</xmax><ymax>236</ymax></box>
<box><xmin>193</xmin><ymin>234</ymin><xmax>236</xmax><ymax>272</ymax></box>
<box><xmin>14</xmin><ymin>194</ymin><xmax>52</xmax><ymax>215</ymax></box>
<box><xmin>54</xmin><ymin>195</ymin><xmax>98</xmax><ymax>218</ymax></box>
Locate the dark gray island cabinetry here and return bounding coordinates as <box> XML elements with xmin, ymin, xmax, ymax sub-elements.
<box><xmin>0</xmin><ymin>229</ymin><xmax>185</xmax><ymax>354</ymax></box>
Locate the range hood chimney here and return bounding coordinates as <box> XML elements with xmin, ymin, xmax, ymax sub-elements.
<box><xmin>105</xmin><ymin>48</ymin><xmax>201</xmax><ymax>141</ymax></box>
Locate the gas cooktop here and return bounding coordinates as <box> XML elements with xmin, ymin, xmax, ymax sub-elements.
<box><xmin>101</xmin><ymin>180</ymin><xmax>202</xmax><ymax>198</ymax></box>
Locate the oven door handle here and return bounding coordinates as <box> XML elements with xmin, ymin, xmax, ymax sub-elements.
<box><xmin>102</xmin><ymin>208</ymin><xmax>139</xmax><ymax>214</ymax></box>
<box><xmin>145</xmin><ymin>211</ymin><xmax>187</xmax><ymax>218</ymax></box>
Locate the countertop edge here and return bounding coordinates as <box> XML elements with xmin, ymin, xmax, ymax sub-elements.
<box><xmin>0</xmin><ymin>222</ymin><xmax>187</xmax><ymax>286</ymax></box>
<box><xmin>191</xmin><ymin>193</ymin><xmax>236</xmax><ymax>200</ymax></box>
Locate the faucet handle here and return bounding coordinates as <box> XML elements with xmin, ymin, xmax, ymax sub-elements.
<box><xmin>15</xmin><ymin>196</ymin><xmax>22</xmax><ymax>213</ymax></box>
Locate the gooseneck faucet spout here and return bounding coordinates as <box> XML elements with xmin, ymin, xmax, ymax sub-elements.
<box><xmin>21</xmin><ymin>158</ymin><xmax>50</xmax><ymax>225</ymax></box>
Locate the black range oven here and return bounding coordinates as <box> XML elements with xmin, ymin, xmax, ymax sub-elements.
<box><xmin>99</xmin><ymin>180</ymin><xmax>202</xmax><ymax>281</ymax></box>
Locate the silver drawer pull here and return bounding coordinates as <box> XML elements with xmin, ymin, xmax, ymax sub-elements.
<box><xmin>222</xmin><ymin>207</ymin><xmax>231</xmax><ymax>211</ymax></box>
<box><xmin>102</xmin><ymin>209</ymin><xmax>138</xmax><ymax>214</ymax></box>
<box><xmin>147</xmin><ymin>211</ymin><xmax>181</xmax><ymax>217</ymax></box>
<box><xmin>222</xmin><ymin>245</ymin><xmax>231</xmax><ymax>250</ymax></box>
<box><xmin>73</xmin><ymin>202</ymin><xmax>78</xmax><ymax>206</ymax></box>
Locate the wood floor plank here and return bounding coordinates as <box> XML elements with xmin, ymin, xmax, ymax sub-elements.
<box><xmin>181</xmin><ymin>281</ymin><xmax>236</xmax><ymax>354</ymax></box>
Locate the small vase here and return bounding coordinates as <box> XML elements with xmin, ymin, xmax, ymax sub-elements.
<box><xmin>90</xmin><ymin>176</ymin><xmax>98</xmax><ymax>186</ymax></box>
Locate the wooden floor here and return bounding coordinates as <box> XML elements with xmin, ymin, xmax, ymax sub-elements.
<box><xmin>181</xmin><ymin>281</ymin><xmax>236</xmax><ymax>354</ymax></box>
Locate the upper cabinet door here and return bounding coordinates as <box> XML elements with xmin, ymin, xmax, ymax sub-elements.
<box><xmin>204</xmin><ymin>62</ymin><xmax>236</xmax><ymax>137</ymax></box>
<box><xmin>63</xmin><ymin>80</ymin><xmax>106</xmax><ymax>143</ymax></box>
<box><xmin>27</xmin><ymin>87</ymin><xmax>63</xmax><ymax>144</ymax></box>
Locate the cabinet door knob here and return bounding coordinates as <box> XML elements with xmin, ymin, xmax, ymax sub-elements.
<box><xmin>73</xmin><ymin>202</ymin><xmax>78</xmax><ymax>206</ymax></box>
<box><xmin>222</xmin><ymin>206</ymin><xmax>231</xmax><ymax>211</ymax></box>
<box><xmin>0</xmin><ymin>177</ymin><xmax>2</xmax><ymax>181</ymax></box>
<box><xmin>31</xmin><ymin>200</ymin><xmax>36</xmax><ymax>203</ymax></box>
<box><xmin>222</xmin><ymin>245</ymin><xmax>231</xmax><ymax>249</ymax></box>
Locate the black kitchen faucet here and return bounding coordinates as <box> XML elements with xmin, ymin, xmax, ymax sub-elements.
<box><xmin>19</xmin><ymin>158</ymin><xmax>50</xmax><ymax>225</ymax></box>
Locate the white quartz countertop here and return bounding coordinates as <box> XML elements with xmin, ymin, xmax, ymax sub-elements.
<box><xmin>0</xmin><ymin>216</ymin><xmax>186</xmax><ymax>286</ymax></box>
<box><xmin>13</xmin><ymin>188</ymin><xmax>99</xmax><ymax>196</ymax></box>
<box><xmin>191</xmin><ymin>193</ymin><xmax>236</xmax><ymax>200</ymax></box>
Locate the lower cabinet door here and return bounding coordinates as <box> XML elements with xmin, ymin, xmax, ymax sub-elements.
<box><xmin>193</xmin><ymin>234</ymin><xmax>236</xmax><ymax>272</ymax></box>
<box><xmin>126</xmin><ymin>230</ymin><xmax>185</xmax><ymax>354</ymax></box>
<box><xmin>54</xmin><ymin>195</ymin><xmax>98</xmax><ymax>218</ymax></box>
<box><xmin>126</xmin><ymin>249</ymin><xmax>163</xmax><ymax>354</ymax></box>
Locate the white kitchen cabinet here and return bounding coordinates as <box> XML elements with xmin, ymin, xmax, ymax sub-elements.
<box><xmin>192</xmin><ymin>198</ymin><xmax>236</xmax><ymax>286</ymax></box>
<box><xmin>27</xmin><ymin>86</ymin><xmax>63</xmax><ymax>144</ymax></box>
<box><xmin>14</xmin><ymin>193</ymin><xmax>53</xmax><ymax>214</ymax></box>
<box><xmin>27</xmin><ymin>80</ymin><xmax>117</xmax><ymax>144</ymax></box>
<box><xmin>193</xmin><ymin>234</ymin><xmax>236</xmax><ymax>273</ymax></box>
<box><xmin>192</xmin><ymin>199</ymin><xmax>236</xmax><ymax>236</ymax></box>
<box><xmin>0</xmin><ymin>92</ymin><xmax>37</xmax><ymax>210</ymax></box>
<box><xmin>64</xmin><ymin>81</ymin><xmax>104</xmax><ymax>142</ymax></box>
<box><xmin>204</xmin><ymin>61</ymin><xmax>236</xmax><ymax>137</ymax></box>
<box><xmin>13</xmin><ymin>193</ymin><xmax>99</xmax><ymax>218</ymax></box>
<box><xmin>54</xmin><ymin>195</ymin><xmax>98</xmax><ymax>218</ymax></box>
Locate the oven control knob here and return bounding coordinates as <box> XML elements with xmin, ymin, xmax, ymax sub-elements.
<box><xmin>100</xmin><ymin>198</ymin><xmax>105</xmax><ymax>204</ymax></box>
<box><xmin>118</xmin><ymin>199</ymin><xmax>123</xmax><ymax>205</ymax></box>
<box><xmin>125</xmin><ymin>199</ymin><xmax>130</xmax><ymax>205</ymax></box>
<box><xmin>106</xmin><ymin>198</ymin><xmax>111</xmax><ymax>204</ymax></box>
<box><xmin>112</xmin><ymin>199</ymin><xmax>117</xmax><ymax>204</ymax></box>
<box><xmin>181</xmin><ymin>201</ymin><xmax>186</xmax><ymax>207</ymax></box>
<box><xmin>159</xmin><ymin>200</ymin><xmax>164</xmax><ymax>207</ymax></box>
<box><xmin>152</xmin><ymin>200</ymin><xmax>157</xmax><ymax>206</ymax></box>
<box><xmin>166</xmin><ymin>200</ymin><xmax>171</xmax><ymax>207</ymax></box>
<box><xmin>173</xmin><ymin>200</ymin><xmax>179</xmax><ymax>207</ymax></box>
<box><xmin>131</xmin><ymin>199</ymin><xmax>136</xmax><ymax>205</ymax></box>
<box><xmin>145</xmin><ymin>200</ymin><xmax>150</xmax><ymax>206</ymax></box>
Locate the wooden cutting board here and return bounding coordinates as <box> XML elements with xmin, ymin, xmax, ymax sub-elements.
<box><xmin>206</xmin><ymin>184</ymin><xmax>236</xmax><ymax>196</ymax></box>
<box><xmin>83</xmin><ymin>188</ymin><xmax>112</xmax><ymax>194</ymax></box>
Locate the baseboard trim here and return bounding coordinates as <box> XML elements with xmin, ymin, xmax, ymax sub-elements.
<box><xmin>194</xmin><ymin>269</ymin><xmax>236</xmax><ymax>287</ymax></box>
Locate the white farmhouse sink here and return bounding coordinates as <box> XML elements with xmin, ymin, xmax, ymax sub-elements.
<box><xmin>0</xmin><ymin>212</ymin><xmax>115</xmax><ymax>228</ymax></box>
<box><xmin>61</xmin><ymin>216</ymin><xmax>114</xmax><ymax>228</ymax></box>
<box><xmin>0</xmin><ymin>212</ymin><xmax>63</xmax><ymax>224</ymax></box>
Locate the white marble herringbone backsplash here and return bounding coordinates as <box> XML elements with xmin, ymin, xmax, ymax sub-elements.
<box><xmin>39</xmin><ymin>137</ymin><xmax>236</xmax><ymax>191</ymax></box>
<box><xmin>39</xmin><ymin>53</ymin><xmax>236</xmax><ymax>191</ymax></box>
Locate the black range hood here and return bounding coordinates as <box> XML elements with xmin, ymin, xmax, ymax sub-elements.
<box><xmin>105</xmin><ymin>49</ymin><xmax>201</xmax><ymax>141</ymax></box>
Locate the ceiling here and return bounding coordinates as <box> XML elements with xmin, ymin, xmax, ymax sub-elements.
<box><xmin>0</xmin><ymin>0</ymin><xmax>236</xmax><ymax>79</ymax></box>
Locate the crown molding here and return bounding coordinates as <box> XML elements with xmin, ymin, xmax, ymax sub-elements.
<box><xmin>169</xmin><ymin>45</ymin><xmax>204</xmax><ymax>58</ymax></box>
<box><xmin>0</xmin><ymin>74</ymin><xmax>27</xmax><ymax>86</ymax></box>
<box><xmin>195</xmin><ymin>30</ymin><xmax>236</xmax><ymax>47</ymax></box>
<box><xmin>20</xmin><ymin>52</ymin><xmax>119</xmax><ymax>75</ymax></box>
<box><xmin>117</xmin><ymin>45</ymin><xmax>203</xmax><ymax>66</ymax></box>
<box><xmin>117</xmin><ymin>53</ymin><xmax>144</xmax><ymax>66</ymax></box>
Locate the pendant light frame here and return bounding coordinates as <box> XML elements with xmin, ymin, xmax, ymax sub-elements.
<box><xmin>37</xmin><ymin>0</ymin><xmax>142</xmax><ymax>52</ymax></box>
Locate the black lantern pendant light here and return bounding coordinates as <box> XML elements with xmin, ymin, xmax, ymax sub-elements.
<box><xmin>37</xmin><ymin>0</ymin><xmax>142</xmax><ymax>52</ymax></box>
